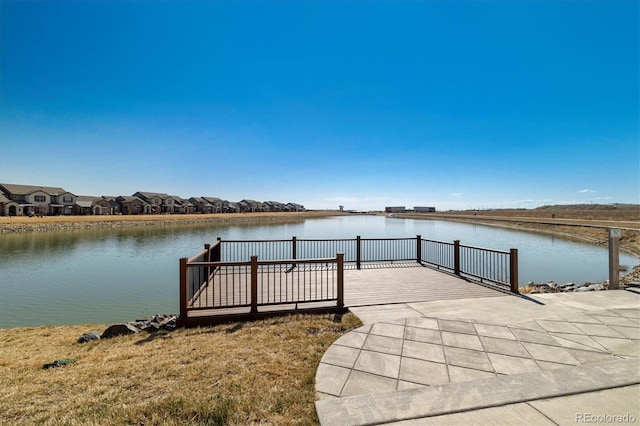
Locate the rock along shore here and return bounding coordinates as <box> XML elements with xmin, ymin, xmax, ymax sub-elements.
<box><xmin>77</xmin><ymin>314</ymin><xmax>178</xmax><ymax>343</ymax></box>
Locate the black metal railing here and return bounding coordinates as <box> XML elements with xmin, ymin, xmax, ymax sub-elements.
<box><xmin>212</xmin><ymin>236</ymin><xmax>517</xmax><ymax>290</ymax></box>
<box><xmin>420</xmin><ymin>239</ymin><xmax>455</xmax><ymax>270</ymax></box>
<box><xmin>458</xmin><ymin>243</ymin><xmax>516</xmax><ymax>288</ymax></box>
<box><xmin>179</xmin><ymin>235</ymin><xmax>518</xmax><ymax>323</ymax></box>
<box><xmin>180</xmin><ymin>244</ymin><xmax>345</xmax><ymax>319</ymax></box>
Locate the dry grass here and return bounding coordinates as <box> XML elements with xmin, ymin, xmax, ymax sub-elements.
<box><xmin>398</xmin><ymin>205</ymin><xmax>640</xmax><ymax>257</ymax></box>
<box><xmin>0</xmin><ymin>211</ymin><xmax>345</xmax><ymax>225</ymax></box>
<box><xmin>0</xmin><ymin>313</ymin><xmax>362</xmax><ymax>425</ymax></box>
<box><xmin>432</xmin><ymin>204</ymin><xmax>640</xmax><ymax>222</ymax></box>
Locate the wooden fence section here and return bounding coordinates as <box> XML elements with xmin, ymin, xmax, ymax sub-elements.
<box><xmin>178</xmin><ymin>236</ymin><xmax>518</xmax><ymax>326</ymax></box>
<box><xmin>179</xmin><ymin>250</ymin><xmax>345</xmax><ymax>326</ymax></box>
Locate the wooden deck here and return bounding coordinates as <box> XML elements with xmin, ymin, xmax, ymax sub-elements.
<box><xmin>343</xmin><ymin>263</ymin><xmax>507</xmax><ymax>306</ymax></box>
<box><xmin>182</xmin><ymin>263</ymin><xmax>508</xmax><ymax>323</ymax></box>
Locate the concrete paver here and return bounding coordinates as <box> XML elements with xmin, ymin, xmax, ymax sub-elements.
<box><xmin>315</xmin><ymin>290</ymin><xmax>640</xmax><ymax>425</ymax></box>
<box><xmin>316</xmin><ymin>358</ymin><xmax>640</xmax><ymax>425</ymax></box>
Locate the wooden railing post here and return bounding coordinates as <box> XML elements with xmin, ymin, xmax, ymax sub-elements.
<box><xmin>337</xmin><ymin>252</ymin><xmax>344</xmax><ymax>308</ymax></box>
<box><xmin>204</xmin><ymin>243</ymin><xmax>211</xmax><ymax>281</ymax></box>
<box><xmin>213</xmin><ymin>237</ymin><xmax>222</xmax><ymax>262</ymax></box>
<box><xmin>179</xmin><ymin>257</ymin><xmax>188</xmax><ymax>319</ymax></box>
<box><xmin>509</xmin><ymin>248</ymin><xmax>519</xmax><ymax>293</ymax></box>
<box><xmin>453</xmin><ymin>240</ymin><xmax>461</xmax><ymax>276</ymax></box>
<box><xmin>356</xmin><ymin>236</ymin><xmax>361</xmax><ymax>270</ymax></box>
<box><xmin>416</xmin><ymin>235</ymin><xmax>422</xmax><ymax>264</ymax></box>
<box><xmin>292</xmin><ymin>236</ymin><xmax>297</xmax><ymax>260</ymax></box>
<box><xmin>250</xmin><ymin>255</ymin><xmax>258</xmax><ymax>313</ymax></box>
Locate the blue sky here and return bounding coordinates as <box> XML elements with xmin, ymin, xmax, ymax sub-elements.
<box><xmin>1</xmin><ymin>0</ymin><xmax>638</xmax><ymax>211</ymax></box>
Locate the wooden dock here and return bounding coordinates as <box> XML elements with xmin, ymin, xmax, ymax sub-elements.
<box><xmin>183</xmin><ymin>263</ymin><xmax>507</xmax><ymax>323</ymax></box>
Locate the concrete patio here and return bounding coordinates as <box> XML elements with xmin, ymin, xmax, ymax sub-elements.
<box><xmin>315</xmin><ymin>289</ymin><xmax>640</xmax><ymax>425</ymax></box>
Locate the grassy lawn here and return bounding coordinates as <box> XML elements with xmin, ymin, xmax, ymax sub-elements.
<box><xmin>0</xmin><ymin>313</ymin><xmax>362</xmax><ymax>425</ymax></box>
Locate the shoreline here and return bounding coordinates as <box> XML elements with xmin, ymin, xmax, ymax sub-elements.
<box><xmin>394</xmin><ymin>212</ymin><xmax>640</xmax><ymax>258</ymax></box>
<box><xmin>394</xmin><ymin>212</ymin><xmax>640</xmax><ymax>285</ymax></box>
<box><xmin>3</xmin><ymin>209</ymin><xmax>638</xmax><ymax>285</ymax></box>
<box><xmin>0</xmin><ymin>210</ymin><xmax>348</xmax><ymax>233</ymax></box>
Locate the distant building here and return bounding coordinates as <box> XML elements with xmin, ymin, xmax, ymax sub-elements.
<box><xmin>414</xmin><ymin>206</ymin><xmax>436</xmax><ymax>213</ymax></box>
<box><xmin>74</xmin><ymin>196</ymin><xmax>100</xmax><ymax>215</ymax></box>
<box><xmin>92</xmin><ymin>196</ymin><xmax>120</xmax><ymax>215</ymax></box>
<box><xmin>0</xmin><ymin>183</ymin><xmax>76</xmax><ymax>216</ymax></box>
<box><xmin>0</xmin><ymin>182</ymin><xmax>305</xmax><ymax>216</ymax></box>
<box><xmin>385</xmin><ymin>206</ymin><xmax>406</xmax><ymax>213</ymax></box>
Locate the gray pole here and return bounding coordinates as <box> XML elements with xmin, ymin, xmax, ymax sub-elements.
<box><xmin>608</xmin><ymin>228</ymin><xmax>621</xmax><ymax>290</ymax></box>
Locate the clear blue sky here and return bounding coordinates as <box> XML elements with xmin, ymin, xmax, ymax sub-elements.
<box><xmin>1</xmin><ymin>0</ymin><xmax>638</xmax><ymax>211</ymax></box>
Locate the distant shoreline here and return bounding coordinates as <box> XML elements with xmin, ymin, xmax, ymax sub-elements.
<box><xmin>3</xmin><ymin>209</ymin><xmax>638</xmax><ymax>257</ymax></box>
<box><xmin>393</xmin><ymin>212</ymin><xmax>640</xmax><ymax>258</ymax></box>
<box><xmin>3</xmin><ymin>207</ymin><xmax>638</xmax><ymax>258</ymax></box>
<box><xmin>0</xmin><ymin>210</ymin><xmax>349</xmax><ymax>234</ymax></box>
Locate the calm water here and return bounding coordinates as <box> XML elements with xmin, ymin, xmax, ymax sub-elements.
<box><xmin>0</xmin><ymin>215</ymin><xmax>636</xmax><ymax>328</ymax></box>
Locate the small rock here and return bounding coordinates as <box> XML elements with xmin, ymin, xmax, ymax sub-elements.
<box><xmin>153</xmin><ymin>314</ymin><xmax>169</xmax><ymax>323</ymax></box>
<box><xmin>77</xmin><ymin>330</ymin><xmax>101</xmax><ymax>343</ymax></box>
<box><xmin>101</xmin><ymin>323</ymin><xmax>139</xmax><ymax>339</ymax></box>
<box><xmin>130</xmin><ymin>321</ymin><xmax>150</xmax><ymax>331</ymax></box>
<box><xmin>43</xmin><ymin>358</ymin><xmax>76</xmax><ymax>369</ymax></box>
<box><xmin>159</xmin><ymin>316</ymin><xmax>177</xmax><ymax>330</ymax></box>
<box><xmin>141</xmin><ymin>322</ymin><xmax>161</xmax><ymax>333</ymax></box>
<box><xmin>586</xmin><ymin>283</ymin><xmax>606</xmax><ymax>291</ymax></box>
<box><xmin>558</xmin><ymin>282</ymin><xmax>574</xmax><ymax>288</ymax></box>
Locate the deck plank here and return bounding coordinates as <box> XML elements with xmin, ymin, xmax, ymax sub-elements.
<box><xmin>187</xmin><ymin>263</ymin><xmax>506</xmax><ymax>319</ymax></box>
<box><xmin>344</xmin><ymin>264</ymin><xmax>505</xmax><ymax>306</ymax></box>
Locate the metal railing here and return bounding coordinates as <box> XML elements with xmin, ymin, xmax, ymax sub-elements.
<box><xmin>180</xmin><ymin>239</ymin><xmax>345</xmax><ymax>320</ymax></box>
<box><xmin>179</xmin><ymin>235</ymin><xmax>518</xmax><ymax>323</ymax></box>
<box><xmin>459</xmin><ymin>243</ymin><xmax>516</xmax><ymax>287</ymax></box>
<box><xmin>213</xmin><ymin>236</ymin><xmax>517</xmax><ymax>289</ymax></box>
<box><xmin>421</xmin><ymin>239</ymin><xmax>455</xmax><ymax>270</ymax></box>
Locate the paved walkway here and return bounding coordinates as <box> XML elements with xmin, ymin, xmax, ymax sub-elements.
<box><xmin>315</xmin><ymin>290</ymin><xmax>640</xmax><ymax>425</ymax></box>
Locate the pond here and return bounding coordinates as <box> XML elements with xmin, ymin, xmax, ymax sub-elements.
<box><xmin>0</xmin><ymin>215</ymin><xmax>636</xmax><ymax>328</ymax></box>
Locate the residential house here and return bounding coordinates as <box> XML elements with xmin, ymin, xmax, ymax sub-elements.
<box><xmin>133</xmin><ymin>191</ymin><xmax>178</xmax><ymax>214</ymax></box>
<box><xmin>264</xmin><ymin>201</ymin><xmax>284</xmax><ymax>212</ymax></box>
<box><xmin>0</xmin><ymin>193</ymin><xmax>12</xmax><ymax>216</ymax></box>
<box><xmin>189</xmin><ymin>197</ymin><xmax>214</xmax><ymax>214</ymax></box>
<box><xmin>92</xmin><ymin>196</ymin><xmax>120</xmax><ymax>215</ymax></box>
<box><xmin>116</xmin><ymin>196</ymin><xmax>149</xmax><ymax>215</ymax></box>
<box><xmin>238</xmin><ymin>199</ymin><xmax>263</xmax><ymax>213</ymax></box>
<box><xmin>172</xmin><ymin>197</ymin><xmax>195</xmax><ymax>214</ymax></box>
<box><xmin>202</xmin><ymin>197</ymin><xmax>224</xmax><ymax>213</ymax></box>
<box><xmin>224</xmin><ymin>201</ymin><xmax>239</xmax><ymax>213</ymax></box>
<box><xmin>0</xmin><ymin>183</ymin><xmax>76</xmax><ymax>216</ymax></box>
<box><xmin>285</xmin><ymin>202</ymin><xmax>305</xmax><ymax>212</ymax></box>
<box><xmin>74</xmin><ymin>196</ymin><xmax>100</xmax><ymax>215</ymax></box>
